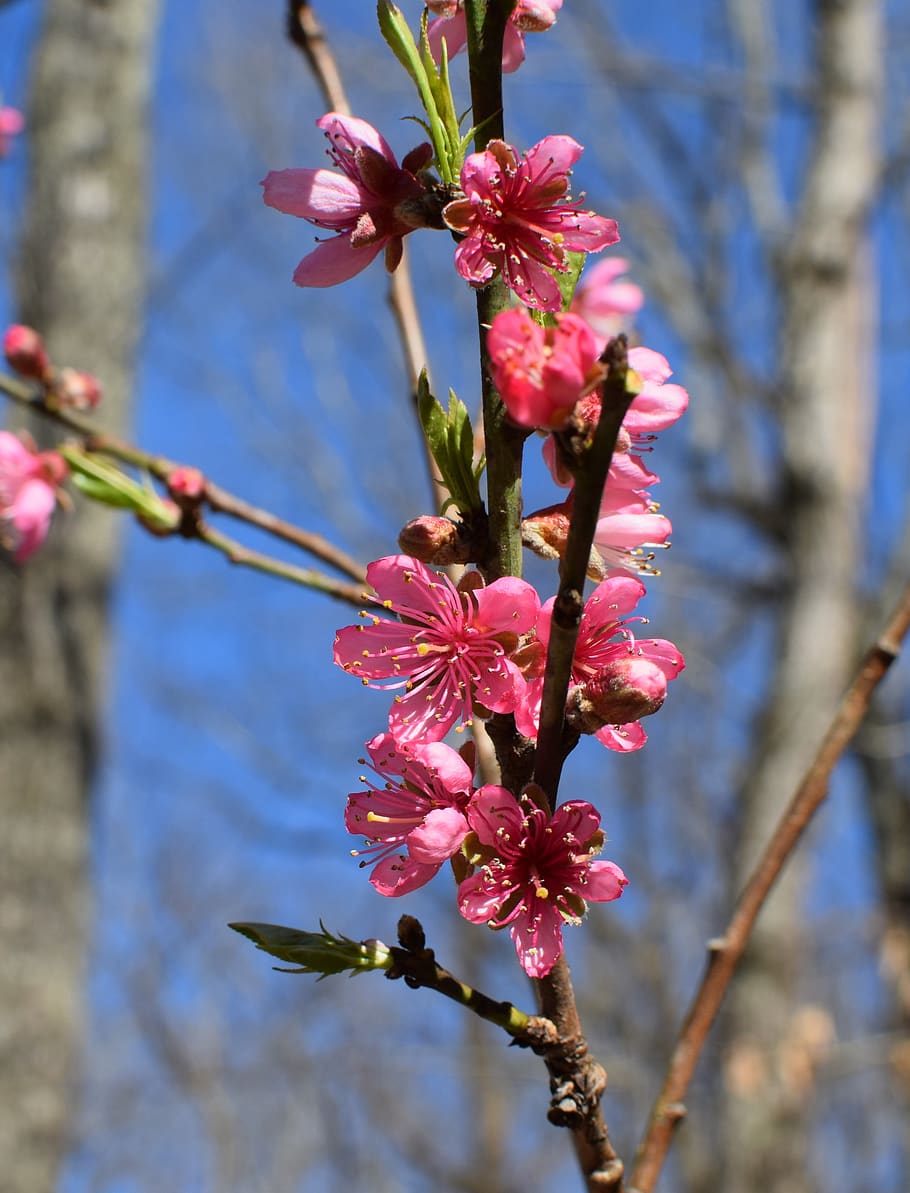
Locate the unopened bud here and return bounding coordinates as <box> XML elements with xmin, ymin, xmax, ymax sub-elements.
<box><xmin>3</xmin><ymin>325</ymin><xmax>50</xmax><ymax>380</ymax></box>
<box><xmin>398</xmin><ymin>515</ymin><xmax>468</xmax><ymax>565</ymax></box>
<box><xmin>136</xmin><ymin>499</ymin><xmax>181</xmax><ymax>538</ymax></box>
<box><xmin>566</xmin><ymin>657</ymin><xmax>667</xmax><ymax>733</ymax></box>
<box><xmin>56</xmin><ymin>368</ymin><xmax>102</xmax><ymax>411</ymax></box>
<box><xmin>37</xmin><ymin>450</ymin><xmax>69</xmax><ymax>488</ymax></box>
<box><xmin>167</xmin><ymin>466</ymin><xmax>206</xmax><ymax>503</ymax></box>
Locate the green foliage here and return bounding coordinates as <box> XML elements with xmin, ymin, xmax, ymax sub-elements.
<box><xmin>416</xmin><ymin>371</ymin><xmax>486</xmax><ymax>516</ymax></box>
<box><xmin>229</xmin><ymin>921</ymin><xmax>393</xmax><ymax>979</ymax></box>
<box><xmin>61</xmin><ymin>447</ymin><xmax>179</xmax><ymax>531</ymax></box>
<box><xmin>377</xmin><ymin>2</ymin><xmax>474</xmax><ymax>184</ymax></box>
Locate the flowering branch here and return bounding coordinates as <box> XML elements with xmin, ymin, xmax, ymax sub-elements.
<box><xmin>0</xmin><ymin>370</ymin><xmax>368</xmax><ymax>600</ymax></box>
<box><xmin>533</xmin><ymin>336</ymin><xmax>639</xmax><ymax>804</ymax></box>
<box><xmin>629</xmin><ymin>575</ymin><xmax>910</xmax><ymax>1193</ymax></box>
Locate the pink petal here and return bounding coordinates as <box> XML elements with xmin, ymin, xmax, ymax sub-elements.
<box><xmin>637</xmin><ymin>638</ymin><xmax>686</xmax><ymax>680</ymax></box>
<box><xmin>524</xmin><ymin>134</ymin><xmax>584</xmax><ymax>178</ymax></box>
<box><xmin>628</xmin><ymin>346</ymin><xmax>672</xmax><ymax>384</ymax></box>
<box><xmin>500</xmin><ymin>24</ymin><xmax>528</xmax><ymax>72</ymax></box>
<box><xmin>261</xmin><ymin>168</ymin><xmax>365</xmax><ymax>222</ymax></box>
<box><xmin>466</xmin><ymin>786</ymin><xmax>521</xmax><ymax>846</ymax></box>
<box><xmin>408</xmin><ymin>807</ymin><xmax>468</xmax><ymax>864</ymax></box>
<box><xmin>511</xmin><ymin>902</ymin><xmax>564</xmax><ymax>977</ymax></box>
<box><xmin>458</xmin><ymin>872</ymin><xmax>507</xmax><ymax>923</ymax></box>
<box><xmin>316</xmin><ymin>112</ymin><xmax>396</xmax><ymax>164</ymax></box>
<box><xmin>370</xmin><ymin>854</ymin><xmax>441</xmax><ymax>897</ymax></box>
<box><xmin>473</xmin><ymin>576</ymin><xmax>540</xmax><ymax>634</ymax></box>
<box><xmin>10</xmin><ymin>479</ymin><xmax>55</xmax><ymax>562</ymax></box>
<box><xmin>595</xmin><ymin>512</ymin><xmax>672</xmax><ymax>549</ymax></box>
<box><xmin>584</xmin><ymin>860</ymin><xmax>628</xmax><ymax>902</ymax></box>
<box><xmin>426</xmin><ymin>13</ymin><xmax>470</xmax><ymax>63</ymax></box>
<box><xmin>388</xmin><ymin>686</ymin><xmax>460</xmax><ymax>745</ymax></box>
<box><xmin>292</xmin><ymin>235</ymin><xmax>384</xmax><ymax>287</ymax></box>
<box><xmin>453</xmin><ymin>235</ymin><xmax>497</xmax><ymax>286</ymax></box>
<box><xmin>415</xmin><ymin>740</ymin><xmax>474</xmax><ymax>794</ymax></box>
<box><xmin>551</xmin><ymin>799</ymin><xmax>602</xmax><ymax>845</ymax></box>
<box><xmin>333</xmin><ymin>620</ymin><xmax>420</xmax><ymax>680</ymax></box>
<box><xmin>595</xmin><ymin>721</ymin><xmax>647</xmax><ymax>752</ymax></box>
<box><xmin>365</xmin><ymin>554</ymin><xmax>437</xmax><ymax>610</ymax></box>
<box><xmin>585</xmin><ymin>574</ymin><xmax>647</xmax><ymax>620</ymax></box>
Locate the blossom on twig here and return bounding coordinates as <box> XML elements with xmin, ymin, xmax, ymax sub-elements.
<box><xmin>426</xmin><ymin>0</ymin><xmax>563</xmax><ymax>74</ymax></box>
<box><xmin>443</xmin><ymin>136</ymin><xmax>619</xmax><ymax>311</ymax></box>
<box><xmin>571</xmin><ymin>256</ymin><xmax>644</xmax><ymax>347</ymax></box>
<box><xmin>458</xmin><ymin>787</ymin><xmax>627</xmax><ymax>977</ymax></box>
<box><xmin>0</xmin><ymin>431</ymin><xmax>67</xmax><ymax>562</ymax></box>
<box><xmin>334</xmin><ymin>555</ymin><xmax>540</xmax><ymax>744</ymax></box>
<box><xmin>514</xmin><ymin>573</ymin><xmax>684</xmax><ymax>751</ymax></box>
<box><xmin>487</xmin><ymin>306</ymin><xmax>602</xmax><ymax>430</ymax></box>
<box><xmin>0</xmin><ymin>106</ymin><xmax>23</xmax><ymax>158</ymax></box>
<box><xmin>347</xmin><ymin>733</ymin><xmax>481</xmax><ymax>896</ymax></box>
<box><xmin>262</xmin><ymin>113</ymin><xmax>436</xmax><ymax>288</ymax></box>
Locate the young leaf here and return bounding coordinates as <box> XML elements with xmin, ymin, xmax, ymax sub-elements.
<box><xmin>229</xmin><ymin>921</ymin><xmax>393</xmax><ymax>979</ymax></box>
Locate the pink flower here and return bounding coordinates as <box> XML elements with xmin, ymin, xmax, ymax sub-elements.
<box><xmin>543</xmin><ymin>345</ymin><xmax>689</xmax><ymax>491</ymax></box>
<box><xmin>487</xmin><ymin>307</ymin><xmax>602</xmax><ymax>430</ymax></box>
<box><xmin>443</xmin><ymin>136</ymin><xmax>619</xmax><ymax>312</ymax></box>
<box><xmin>514</xmin><ymin>574</ymin><xmax>684</xmax><ymax>751</ymax></box>
<box><xmin>261</xmin><ymin>113</ymin><xmax>435</xmax><ymax>288</ymax></box>
<box><xmin>0</xmin><ymin>432</ymin><xmax>67</xmax><ymax>562</ymax></box>
<box><xmin>0</xmin><ymin>107</ymin><xmax>24</xmax><ymax>157</ymax></box>
<box><xmin>334</xmin><ymin>555</ymin><xmax>540</xmax><ymax>745</ymax></box>
<box><xmin>427</xmin><ymin>1</ymin><xmax>563</xmax><ymax>74</ymax></box>
<box><xmin>571</xmin><ymin>257</ymin><xmax>644</xmax><ymax>348</ymax></box>
<box><xmin>522</xmin><ymin>490</ymin><xmax>672</xmax><ymax>579</ymax></box>
<box><xmin>347</xmin><ymin>732</ymin><xmax>478</xmax><ymax>896</ymax></box>
<box><xmin>458</xmin><ymin>788</ymin><xmax>627</xmax><ymax>977</ymax></box>
<box><xmin>594</xmin><ymin>487</ymin><xmax>673</xmax><ymax>576</ymax></box>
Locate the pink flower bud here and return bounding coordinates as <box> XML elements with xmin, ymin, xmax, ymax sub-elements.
<box><xmin>167</xmin><ymin>466</ymin><xmax>206</xmax><ymax>502</ymax></box>
<box><xmin>397</xmin><ymin>515</ymin><xmax>468</xmax><ymax>565</ymax></box>
<box><xmin>567</xmin><ymin>657</ymin><xmax>668</xmax><ymax>734</ymax></box>
<box><xmin>3</xmin><ymin>325</ymin><xmax>51</xmax><ymax>380</ymax></box>
<box><xmin>55</xmin><ymin>368</ymin><xmax>102</xmax><ymax>410</ymax></box>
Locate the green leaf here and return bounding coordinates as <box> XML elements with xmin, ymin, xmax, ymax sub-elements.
<box><xmin>61</xmin><ymin>447</ymin><xmax>179</xmax><ymax>527</ymax></box>
<box><xmin>416</xmin><ymin>372</ymin><xmax>485</xmax><ymax>516</ymax></box>
<box><xmin>229</xmin><ymin>922</ymin><xmax>393</xmax><ymax>979</ymax></box>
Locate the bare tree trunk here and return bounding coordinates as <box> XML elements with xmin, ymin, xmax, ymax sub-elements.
<box><xmin>0</xmin><ymin>2</ymin><xmax>159</xmax><ymax>1189</ymax></box>
<box><xmin>722</xmin><ymin>2</ymin><xmax>882</xmax><ymax>1188</ymax></box>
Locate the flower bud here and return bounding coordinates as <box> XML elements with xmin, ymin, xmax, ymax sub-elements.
<box><xmin>566</xmin><ymin>657</ymin><xmax>668</xmax><ymax>733</ymax></box>
<box><xmin>56</xmin><ymin>367</ymin><xmax>102</xmax><ymax>410</ymax></box>
<box><xmin>167</xmin><ymin>465</ymin><xmax>206</xmax><ymax>503</ymax></box>
<box><xmin>398</xmin><ymin>515</ymin><xmax>468</xmax><ymax>565</ymax></box>
<box><xmin>3</xmin><ymin>325</ymin><xmax>50</xmax><ymax>380</ymax></box>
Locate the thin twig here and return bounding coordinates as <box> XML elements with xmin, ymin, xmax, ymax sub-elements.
<box><xmin>629</xmin><ymin>577</ymin><xmax>910</xmax><ymax>1193</ymax></box>
<box><xmin>0</xmin><ymin>372</ymin><xmax>367</xmax><ymax>584</ymax></box>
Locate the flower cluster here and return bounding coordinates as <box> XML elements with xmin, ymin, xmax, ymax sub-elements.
<box><xmin>254</xmin><ymin>13</ymin><xmax>689</xmax><ymax>978</ymax></box>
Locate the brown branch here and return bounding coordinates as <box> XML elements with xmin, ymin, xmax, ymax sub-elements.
<box><xmin>0</xmin><ymin>372</ymin><xmax>368</xmax><ymax>587</ymax></box>
<box><xmin>629</xmin><ymin>576</ymin><xmax>910</xmax><ymax>1193</ymax></box>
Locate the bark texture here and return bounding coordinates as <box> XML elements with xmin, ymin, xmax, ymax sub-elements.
<box><xmin>722</xmin><ymin>2</ymin><xmax>882</xmax><ymax>1188</ymax></box>
<box><xmin>0</xmin><ymin>1</ymin><xmax>159</xmax><ymax>1189</ymax></box>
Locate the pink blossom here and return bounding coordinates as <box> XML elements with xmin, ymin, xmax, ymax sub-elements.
<box><xmin>347</xmin><ymin>732</ymin><xmax>479</xmax><ymax>896</ymax></box>
<box><xmin>514</xmin><ymin>574</ymin><xmax>684</xmax><ymax>751</ymax></box>
<box><xmin>487</xmin><ymin>307</ymin><xmax>602</xmax><ymax>430</ymax></box>
<box><xmin>427</xmin><ymin>1</ymin><xmax>563</xmax><ymax>74</ymax></box>
<box><xmin>334</xmin><ymin>556</ymin><xmax>540</xmax><ymax>745</ymax></box>
<box><xmin>55</xmin><ymin>368</ymin><xmax>102</xmax><ymax>411</ymax></box>
<box><xmin>523</xmin><ymin>490</ymin><xmax>672</xmax><ymax>579</ymax></box>
<box><xmin>543</xmin><ymin>345</ymin><xmax>689</xmax><ymax>491</ymax></box>
<box><xmin>594</xmin><ymin>487</ymin><xmax>673</xmax><ymax>576</ymax></box>
<box><xmin>0</xmin><ymin>432</ymin><xmax>67</xmax><ymax>562</ymax></box>
<box><xmin>458</xmin><ymin>788</ymin><xmax>627</xmax><ymax>977</ymax></box>
<box><xmin>0</xmin><ymin>107</ymin><xmax>24</xmax><ymax>157</ymax></box>
<box><xmin>443</xmin><ymin>136</ymin><xmax>619</xmax><ymax>312</ymax></box>
<box><xmin>262</xmin><ymin>113</ymin><xmax>435</xmax><ymax>288</ymax></box>
<box><xmin>571</xmin><ymin>257</ymin><xmax>644</xmax><ymax>348</ymax></box>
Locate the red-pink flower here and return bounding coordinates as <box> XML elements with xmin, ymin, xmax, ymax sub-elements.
<box><xmin>594</xmin><ymin>487</ymin><xmax>672</xmax><ymax>576</ymax></box>
<box><xmin>487</xmin><ymin>307</ymin><xmax>602</xmax><ymax>430</ymax></box>
<box><xmin>262</xmin><ymin>113</ymin><xmax>435</xmax><ymax>288</ymax></box>
<box><xmin>443</xmin><ymin>136</ymin><xmax>619</xmax><ymax>312</ymax></box>
<box><xmin>458</xmin><ymin>788</ymin><xmax>627</xmax><ymax>978</ymax></box>
<box><xmin>0</xmin><ymin>107</ymin><xmax>24</xmax><ymax>158</ymax></box>
<box><xmin>427</xmin><ymin>0</ymin><xmax>563</xmax><ymax>74</ymax></box>
<box><xmin>3</xmin><ymin>324</ymin><xmax>50</xmax><ymax>380</ymax></box>
<box><xmin>543</xmin><ymin>345</ymin><xmax>689</xmax><ymax>491</ymax></box>
<box><xmin>334</xmin><ymin>556</ymin><xmax>540</xmax><ymax>745</ymax></box>
<box><xmin>0</xmin><ymin>431</ymin><xmax>67</xmax><ymax>562</ymax></box>
<box><xmin>571</xmin><ymin>257</ymin><xmax>644</xmax><ymax>348</ymax></box>
<box><xmin>346</xmin><ymin>732</ymin><xmax>479</xmax><ymax>896</ymax></box>
<box><xmin>514</xmin><ymin>574</ymin><xmax>684</xmax><ymax>752</ymax></box>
